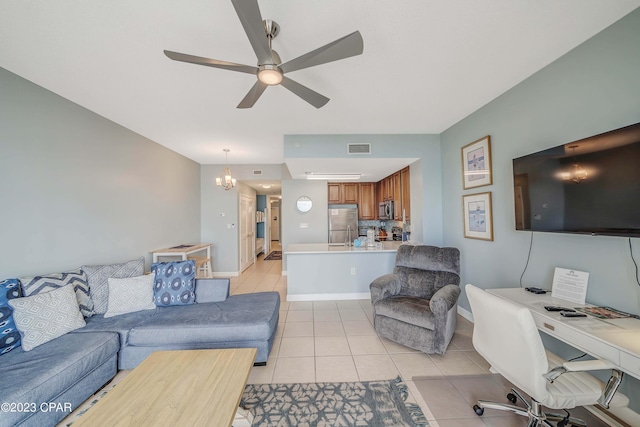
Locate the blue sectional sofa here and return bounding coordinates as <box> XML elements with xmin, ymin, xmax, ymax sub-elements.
<box><xmin>0</xmin><ymin>278</ymin><xmax>280</xmax><ymax>427</ymax></box>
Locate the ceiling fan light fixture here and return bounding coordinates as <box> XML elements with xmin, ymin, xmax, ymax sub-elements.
<box><xmin>258</xmin><ymin>65</ymin><xmax>283</xmax><ymax>85</ymax></box>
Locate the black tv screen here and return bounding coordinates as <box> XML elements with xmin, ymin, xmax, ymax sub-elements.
<box><xmin>512</xmin><ymin>122</ymin><xmax>640</xmax><ymax>237</ymax></box>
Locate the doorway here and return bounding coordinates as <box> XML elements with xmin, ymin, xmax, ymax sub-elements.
<box><xmin>270</xmin><ymin>200</ymin><xmax>280</xmax><ymax>242</ymax></box>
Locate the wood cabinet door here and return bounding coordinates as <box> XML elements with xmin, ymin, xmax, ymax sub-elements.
<box><xmin>359</xmin><ymin>183</ymin><xmax>375</xmax><ymax>220</ymax></box>
<box><xmin>401</xmin><ymin>167</ymin><xmax>411</xmax><ymax>220</ymax></box>
<box><xmin>393</xmin><ymin>172</ymin><xmax>402</xmax><ymax>219</ymax></box>
<box><xmin>328</xmin><ymin>183</ymin><xmax>342</xmax><ymax>204</ymax></box>
<box><xmin>342</xmin><ymin>183</ymin><xmax>359</xmax><ymax>204</ymax></box>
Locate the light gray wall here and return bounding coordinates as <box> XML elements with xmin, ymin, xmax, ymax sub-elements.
<box><xmin>440</xmin><ymin>9</ymin><xmax>640</xmax><ymax>408</ymax></box>
<box><xmin>0</xmin><ymin>67</ymin><xmax>201</xmax><ymax>277</ymax></box>
<box><xmin>200</xmin><ymin>165</ymin><xmax>268</xmax><ymax>274</ymax></box>
<box><xmin>283</xmin><ymin>134</ymin><xmax>443</xmax><ymax>245</ymax></box>
<box><xmin>201</xmin><ymin>165</ymin><xmax>240</xmax><ymax>274</ymax></box>
<box><xmin>281</xmin><ymin>180</ymin><xmax>328</xmax><ymax>270</ymax></box>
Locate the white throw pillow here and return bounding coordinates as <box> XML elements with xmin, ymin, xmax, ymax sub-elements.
<box><xmin>104</xmin><ymin>274</ymin><xmax>156</xmax><ymax>318</ymax></box>
<box><xmin>8</xmin><ymin>284</ymin><xmax>86</xmax><ymax>351</ymax></box>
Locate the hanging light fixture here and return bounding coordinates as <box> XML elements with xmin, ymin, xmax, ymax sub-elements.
<box><xmin>216</xmin><ymin>149</ymin><xmax>237</xmax><ymax>191</ymax></box>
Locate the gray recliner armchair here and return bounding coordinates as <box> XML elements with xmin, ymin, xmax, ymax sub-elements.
<box><xmin>370</xmin><ymin>244</ymin><xmax>461</xmax><ymax>355</ymax></box>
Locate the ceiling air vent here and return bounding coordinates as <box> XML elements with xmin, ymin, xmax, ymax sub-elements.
<box><xmin>347</xmin><ymin>143</ymin><xmax>371</xmax><ymax>155</ymax></box>
<box><xmin>252</xmin><ymin>169</ymin><xmax>263</xmax><ymax>175</ymax></box>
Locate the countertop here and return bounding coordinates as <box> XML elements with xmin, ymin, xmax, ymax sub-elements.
<box><xmin>285</xmin><ymin>241</ymin><xmax>404</xmax><ymax>254</ymax></box>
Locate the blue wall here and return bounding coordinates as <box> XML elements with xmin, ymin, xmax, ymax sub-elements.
<box><xmin>257</xmin><ymin>195</ymin><xmax>266</xmax><ymax>238</ymax></box>
<box><xmin>440</xmin><ymin>8</ymin><xmax>640</xmax><ymax>409</ymax></box>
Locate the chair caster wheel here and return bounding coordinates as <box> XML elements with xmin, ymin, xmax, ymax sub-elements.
<box><xmin>473</xmin><ymin>404</ymin><xmax>484</xmax><ymax>416</ymax></box>
<box><xmin>507</xmin><ymin>392</ymin><xmax>517</xmax><ymax>404</ymax></box>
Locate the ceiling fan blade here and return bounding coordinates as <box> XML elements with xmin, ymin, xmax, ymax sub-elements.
<box><xmin>280</xmin><ymin>77</ymin><xmax>329</xmax><ymax>108</ymax></box>
<box><xmin>237</xmin><ymin>80</ymin><xmax>268</xmax><ymax>109</ymax></box>
<box><xmin>164</xmin><ymin>50</ymin><xmax>258</xmax><ymax>75</ymax></box>
<box><xmin>280</xmin><ymin>31</ymin><xmax>363</xmax><ymax>74</ymax></box>
<box><xmin>231</xmin><ymin>0</ymin><xmax>273</xmax><ymax>65</ymax></box>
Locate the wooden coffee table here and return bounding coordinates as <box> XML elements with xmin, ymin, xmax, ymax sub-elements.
<box><xmin>72</xmin><ymin>348</ymin><xmax>257</xmax><ymax>427</ymax></box>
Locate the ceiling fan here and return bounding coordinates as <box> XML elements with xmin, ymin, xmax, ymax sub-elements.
<box><xmin>164</xmin><ymin>0</ymin><xmax>363</xmax><ymax>109</ymax></box>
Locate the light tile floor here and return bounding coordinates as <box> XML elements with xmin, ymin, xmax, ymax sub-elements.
<box><xmin>230</xmin><ymin>242</ymin><xmax>493</xmax><ymax>427</ymax></box>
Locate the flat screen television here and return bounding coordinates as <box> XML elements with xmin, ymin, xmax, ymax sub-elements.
<box><xmin>512</xmin><ymin>122</ymin><xmax>640</xmax><ymax>237</ymax></box>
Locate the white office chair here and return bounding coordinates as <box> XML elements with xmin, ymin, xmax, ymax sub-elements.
<box><xmin>465</xmin><ymin>284</ymin><xmax>628</xmax><ymax>427</ymax></box>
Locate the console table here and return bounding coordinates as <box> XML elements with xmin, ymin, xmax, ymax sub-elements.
<box><xmin>72</xmin><ymin>348</ymin><xmax>256</xmax><ymax>427</ymax></box>
<box><xmin>487</xmin><ymin>288</ymin><xmax>640</xmax><ymax>381</ymax></box>
<box><xmin>151</xmin><ymin>243</ymin><xmax>211</xmax><ymax>262</ymax></box>
<box><xmin>151</xmin><ymin>243</ymin><xmax>212</xmax><ymax>277</ymax></box>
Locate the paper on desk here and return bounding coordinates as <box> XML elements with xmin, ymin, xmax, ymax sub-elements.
<box><xmin>551</xmin><ymin>267</ymin><xmax>589</xmax><ymax>305</ymax></box>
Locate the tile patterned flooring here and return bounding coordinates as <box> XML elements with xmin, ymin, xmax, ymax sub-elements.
<box><xmin>231</xmin><ymin>242</ymin><xmax>499</xmax><ymax>427</ymax></box>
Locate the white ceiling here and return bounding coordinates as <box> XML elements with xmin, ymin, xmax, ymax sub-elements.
<box><xmin>1</xmin><ymin>0</ymin><xmax>639</xmax><ymax>172</ymax></box>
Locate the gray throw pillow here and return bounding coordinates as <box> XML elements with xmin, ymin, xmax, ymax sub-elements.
<box><xmin>9</xmin><ymin>285</ymin><xmax>86</xmax><ymax>351</ymax></box>
<box><xmin>82</xmin><ymin>257</ymin><xmax>145</xmax><ymax>315</ymax></box>
<box><xmin>104</xmin><ymin>274</ymin><xmax>156</xmax><ymax>318</ymax></box>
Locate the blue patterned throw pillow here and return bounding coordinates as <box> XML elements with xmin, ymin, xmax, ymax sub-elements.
<box><xmin>150</xmin><ymin>260</ymin><xmax>196</xmax><ymax>306</ymax></box>
<box><xmin>0</xmin><ymin>279</ymin><xmax>22</xmax><ymax>355</ymax></box>
<box><xmin>19</xmin><ymin>269</ymin><xmax>94</xmax><ymax>317</ymax></box>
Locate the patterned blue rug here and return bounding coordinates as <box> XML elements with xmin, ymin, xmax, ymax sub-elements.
<box><xmin>263</xmin><ymin>251</ymin><xmax>282</xmax><ymax>261</ymax></box>
<box><xmin>241</xmin><ymin>377</ymin><xmax>428</xmax><ymax>427</ymax></box>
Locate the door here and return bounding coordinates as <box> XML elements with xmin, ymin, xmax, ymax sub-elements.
<box><xmin>270</xmin><ymin>207</ymin><xmax>280</xmax><ymax>241</ymax></box>
<box><xmin>239</xmin><ymin>195</ymin><xmax>255</xmax><ymax>272</ymax></box>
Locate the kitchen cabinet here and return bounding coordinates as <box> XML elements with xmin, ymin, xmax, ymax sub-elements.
<box><xmin>379</xmin><ymin>176</ymin><xmax>394</xmax><ymax>202</ymax></box>
<box><xmin>401</xmin><ymin>167</ymin><xmax>411</xmax><ymax>221</ymax></box>
<box><xmin>328</xmin><ymin>183</ymin><xmax>342</xmax><ymax>204</ymax></box>
<box><xmin>375</xmin><ymin>167</ymin><xmax>410</xmax><ymax>221</ymax></box>
<box><xmin>359</xmin><ymin>183</ymin><xmax>376</xmax><ymax>220</ymax></box>
<box><xmin>343</xmin><ymin>183</ymin><xmax>359</xmax><ymax>204</ymax></box>
<box><xmin>327</xmin><ymin>182</ymin><xmax>359</xmax><ymax>205</ymax></box>
<box><xmin>393</xmin><ymin>172</ymin><xmax>402</xmax><ymax>220</ymax></box>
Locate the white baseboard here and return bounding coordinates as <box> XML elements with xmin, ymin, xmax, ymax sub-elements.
<box><xmin>282</xmin><ymin>270</ymin><xmax>287</xmax><ymax>276</ymax></box>
<box><xmin>287</xmin><ymin>292</ymin><xmax>370</xmax><ymax>302</ymax></box>
<box><xmin>213</xmin><ymin>271</ymin><xmax>239</xmax><ymax>277</ymax></box>
<box><xmin>458</xmin><ymin>305</ymin><xmax>473</xmax><ymax>323</ymax></box>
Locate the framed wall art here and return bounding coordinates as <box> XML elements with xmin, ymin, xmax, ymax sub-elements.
<box><xmin>461</xmin><ymin>135</ymin><xmax>492</xmax><ymax>189</ymax></box>
<box><xmin>463</xmin><ymin>192</ymin><xmax>493</xmax><ymax>241</ymax></box>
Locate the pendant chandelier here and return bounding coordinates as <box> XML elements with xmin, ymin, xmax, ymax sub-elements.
<box><xmin>216</xmin><ymin>149</ymin><xmax>236</xmax><ymax>191</ymax></box>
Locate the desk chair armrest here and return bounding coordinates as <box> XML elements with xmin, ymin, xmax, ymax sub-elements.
<box><xmin>370</xmin><ymin>274</ymin><xmax>402</xmax><ymax>305</ymax></box>
<box><xmin>544</xmin><ymin>359</ymin><xmax>616</xmax><ymax>382</ymax></box>
<box><xmin>543</xmin><ymin>359</ymin><xmax>624</xmax><ymax>409</ymax></box>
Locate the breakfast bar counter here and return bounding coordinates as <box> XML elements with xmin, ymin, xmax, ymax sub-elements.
<box><xmin>284</xmin><ymin>242</ymin><xmax>404</xmax><ymax>301</ymax></box>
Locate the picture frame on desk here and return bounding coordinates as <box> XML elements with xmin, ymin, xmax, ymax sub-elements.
<box><xmin>463</xmin><ymin>192</ymin><xmax>493</xmax><ymax>241</ymax></box>
<box><xmin>461</xmin><ymin>135</ymin><xmax>492</xmax><ymax>189</ymax></box>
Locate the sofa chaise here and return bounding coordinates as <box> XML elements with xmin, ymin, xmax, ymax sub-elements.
<box><xmin>0</xmin><ymin>271</ymin><xmax>279</xmax><ymax>427</ymax></box>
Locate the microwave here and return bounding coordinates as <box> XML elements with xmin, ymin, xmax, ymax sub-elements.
<box><xmin>378</xmin><ymin>201</ymin><xmax>394</xmax><ymax>220</ymax></box>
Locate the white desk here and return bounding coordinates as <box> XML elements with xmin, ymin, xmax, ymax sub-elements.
<box><xmin>151</xmin><ymin>243</ymin><xmax>211</xmax><ymax>263</ymax></box>
<box><xmin>487</xmin><ymin>288</ymin><xmax>640</xmax><ymax>381</ymax></box>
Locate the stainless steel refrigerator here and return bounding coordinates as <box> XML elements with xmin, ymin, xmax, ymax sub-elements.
<box><xmin>328</xmin><ymin>205</ymin><xmax>358</xmax><ymax>245</ymax></box>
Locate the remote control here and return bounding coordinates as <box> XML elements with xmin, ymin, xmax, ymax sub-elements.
<box><xmin>544</xmin><ymin>306</ymin><xmax>575</xmax><ymax>312</ymax></box>
<box><xmin>560</xmin><ymin>311</ymin><xmax>587</xmax><ymax>317</ymax></box>
<box><xmin>525</xmin><ymin>287</ymin><xmax>547</xmax><ymax>294</ymax></box>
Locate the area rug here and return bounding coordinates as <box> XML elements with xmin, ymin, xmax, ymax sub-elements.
<box><xmin>412</xmin><ymin>374</ymin><xmax>615</xmax><ymax>426</ymax></box>
<box><xmin>264</xmin><ymin>250</ymin><xmax>282</xmax><ymax>261</ymax></box>
<box><xmin>240</xmin><ymin>377</ymin><xmax>428</xmax><ymax>427</ymax></box>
